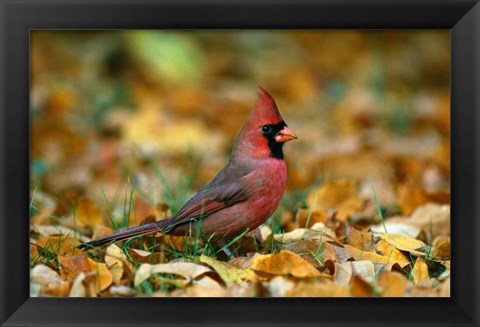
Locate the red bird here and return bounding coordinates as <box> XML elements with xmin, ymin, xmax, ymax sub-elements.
<box><xmin>79</xmin><ymin>87</ymin><xmax>297</xmax><ymax>256</ymax></box>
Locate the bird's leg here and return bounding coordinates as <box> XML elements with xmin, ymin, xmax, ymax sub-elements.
<box><xmin>216</xmin><ymin>239</ymin><xmax>235</xmax><ymax>260</ymax></box>
<box><xmin>222</xmin><ymin>247</ymin><xmax>235</xmax><ymax>260</ymax></box>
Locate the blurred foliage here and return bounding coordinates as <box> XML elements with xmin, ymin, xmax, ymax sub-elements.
<box><xmin>30</xmin><ymin>31</ymin><xmax>451</xmax><ymax>297</ymax></box>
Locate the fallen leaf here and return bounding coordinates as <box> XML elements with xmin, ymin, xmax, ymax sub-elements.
<box><xmin>251</xmin><ymin>250</ymin><xmax>321</xmax><ymax>278</ymax></box>
<box><xmin>333</xmin><ymin>262</ymin><xmax>352</xmax><ymax>287</ymax></box>
<box><xmin>413</xmin><ymin>257</ymin><xmax>429</xmax><ymax>285</ymax></box>
<box><xmin>295</xmin><ymin>209</ymin><xmax>331</xmax><ymax>228</ymax></box>
<box><xmin>91</xmin><ymin>226</ymin><xmax>114</xmax><ymax>240</ymax></box>
<box><xmin>128</xmin><ymin>248</ymin><xmax>166</xmax><ymax>264</ymax></box>
<box><xmin>267</xmin><ymin>276</ymin><xmax>295</xmax><ymax>296</ymax></box>
<box><xmin>31</xmin><ymin>235</ymin><xmax>83</xmax><ymax>260</ymax></box>
<box><xmin>134</xmin><ymin>262</ymin><xmax>211</xmax><ymax>287</ymax></box>
<box><xmin>376</xmin><ymin>240</ymin><xmax>410</xmax><ymax>268</ymax></box>
<box><xmin>433</xmin><ymin>239</ymin><xmax>450</xmax><ymax>260</ymax></box>
<box><xmin>58</xmin><ymin>255</ymin><xmax>112</xmax><ymax>292</ymax></box>
<box><xmin>105</xmin><ymin>244</ymin><xmax>134</xmax><ymax>283</ymax></box>
<box><xmin>30</xmin><ymin>264</ymin><xmax>71</xmax><ymax>297</ymax></box>
<box><xmin>345</xmin><ymin>225</ymin><xmax>375</xmax><ymax>251</ymax></box>
<box><xmin>370</xmin><ymin>221</ymin><xmax>421</xmax><ymax>239</ymax></box>
<box><xmin>351</xmin><ymin>260</ymin><xmax>376</xmax><ymax>283</ymax></box>
<box><xmin>285</xmin><ymin>280</ymin><xmax>349</xmax><ymax>297</ymax></box>
<box><xmin>69</xmin><ymin>272</ymin><xmax>87</xmax><ymax>297</ymax></box>
<box><xmin>200</xmin><ymin>254</ymin><xmax>256</xmax><ymax>285</ymax></box>
<box><xmin>307</xmin><ymin>179</ymin><xmax>364</xmax><ymax>220</ymax></box>
<box><xmin>374</xmin><ymin>232</ymin><xmax>427</xmax><ymax>257</ymax></box>
<box><xmin>409</xmin><ymin>204</ymin><xmax>450</xmax><ymax>239</ymax></box>
<box><xmin>344</xmin><ymin>244</ymin><xmax>410</xmax><ymax>267</ymax></box>
<box><xmin>377</xmin><ymin>271</ymin><xmax>407</xmax><ymax>297</ymax></box>
<box><xmin>351</xmin><ymin>275</ymin><xmax>372</xmax><ymax>297</ymax></box>
<box><xmin>75</xmin><ymin>198</ymin><xmax>104</xmax><ymax>229</ymax></box>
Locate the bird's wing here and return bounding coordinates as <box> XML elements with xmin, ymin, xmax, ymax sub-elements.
<box><xmin>167</xmin><ymin>163</ymin><xmax>252</xmax><ymax>228</ymax></box>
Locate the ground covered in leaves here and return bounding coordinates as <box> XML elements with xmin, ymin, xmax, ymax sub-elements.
<box><xmin>30</xmin><ymin>31</ymin><xmax>450</xmax><ymax>297</ymax></box>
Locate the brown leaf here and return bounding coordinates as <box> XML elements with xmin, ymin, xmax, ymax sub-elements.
<box><xmin>58</xmin><ymin>255</ymin><xmax>112</xmax><ymax>292</ymax></box>
<box><xmin>351</xmin><ymin>275</ymin><xmax>372</xmax><ymax>297</ymax></box>
<box><xmin>307</xmin><ymin>179</ymin><xmax>364</xmax><ymax>221</ymax></box>
<box><xmin>91</xmin><ymin>226</ymin><xmax>114</xmax><ymax>240</ymax></box>
<box><xmin>31</xmin><ymin>236</ymin><xmax>83</xmax><ymax>261</ymax></box>
<box><xmin>345</xmin><ymin>225</ymin><xmax>375</xmax><ymax>251</ymax></box>
<box><xmin>251</xmin><ymin>250</ymin><xmax>321</xmax><ymax>278</ymax></box>
<box><xmin>295</xmin><ymin>209</ymin><xmax>331</xmax><ymax>228</ymax></box>
<box><xmin>128</xmin><ymin>248</ymin><xmax>166</xmax><ymax>264</ymax></box>
<box><xmin>75</xmin><ymin>198</ymin><xmax>104</xmax><ymax>229</ymax></box>
<box><xmin>433</xmin><ymin>239</ymin><xmax>450</xmax><ymax>260</ymax></box>
<box><xmin>377</xmin><ymin>271</ymin><xmax>407</xmax><ymax>297</ymax></box>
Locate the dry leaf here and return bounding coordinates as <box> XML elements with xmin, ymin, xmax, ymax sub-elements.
<box><xmin>134</xmin><ymin>262</ymin><xmax>211</xmax><ymax>286</ymax></box>
<box><xmin>58</xmin><ymin>255</ymin><xmax>112</xmax><ymax>292</ymax></box>
<box><xmin>374</xmin><ymin>232</ymin><xmax>427</xmax><ymax>257</ymax></box>
<box><xmin>75</xmin><ymin>198</ymin><xmax>104</xmax><ymax>229</ymax></box>
<box><xmin>376</xmin><ymin>240</ymin><xmax>410</xmax><ymax>267</ymax></box>
<box><xmin>31</xmin><ymin>235</ymin><xmax>83</xmax><ymax>260</ymax></box>
<box><xmin>413</xmin><ymin>257</ymin><xmax>429</xmax><ymax>285</ymax></box>
<box><xmin>433</xmin><ymin>239</ymin><xmax>450</xmax><ymax>260</ymax></box>
<box><xmin>377</xmin><ymin>271</ymin><xmax>407</xmax><ymax>297</ymax></box>
<box><xmin>91</xmin><ymin>226</ymin><xmax>114</xmax><ymax>240</ymax></box>
<box><xmin>351</xmin><ymin>260</ymin><xmax>376</xmax><ymax>283</ymax></box>
<box><xmin>105</xmin><ymin>244</ymin><xmax>134</xmax><ymax>284</ymax></box>
<box><xmin>250</xmin><ymin>250</ymin><xmax>321</xmax><ymax>278</ymax></box>
<box><xmin>307</xmin><ymin>179</ymin><xmax>364</xmax><ymax>221</ymax></box>
<box><xmin>351</xmin><ymin>276</ymin><xmax>373</xmax><ymax>297</ymax></box>
<box><xmin>345</xmin><ymin>225</ymin><xmax>375</xmax><ymax>251</ymax></box>
<box><xmin>409</xmin><ymin>204</ymin><xmax>450</xmax><ymax>238</ymax></box>
<box><xmin>30</xmin><ymin>264</ymin><xmax>71</xmax><ymax>297</ymax></box>
<box><xmin>268</xmin><ymin>276</ymin><xmax>295</xmax><ymax>296</ymax></box>
<box><xmin>128</xmin><ymin>248</ymin><xmax>166</xmax><ymax>264</ymax></box>
<box><xmin>333</xmin><ymin>262</ymin><xmax>353</xmax><ymax>287</ymax></box>
<box><xmin>344</xmin><ymin>244</ymin><xmax>410</xmax><ymax>267</ymax></box>
<box><xmin>286</xmin><ymin>280</ymin><xmax>349</xmax><ymax>297</ymax></box>
<box><xmin>200</xmin><ymin>254</ymin><xmax>256</xmax><ymax>285</ymax></box>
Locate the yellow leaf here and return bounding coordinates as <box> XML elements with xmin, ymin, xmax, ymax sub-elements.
<box><xmin>75</xmin><ymin>199</ymin><xmax>104</xmax><ymax>229</ymax></box>
<box><xmin>376</xmin><ymin>240</ymin><xmax>410</xmax><ymax>267</ymax></box>
<box><xmin>134</xmin><ymin>262</ymin><xmax>211</xmax><ymax>287</ymax></box>
<box><xmin>200</xmin><ymin>255</ymin><xmax>256</xmax><ymax>285</ymax></box>
<box><xmin>413</xmin><ymin>257</ymin><xmax>429</xmax><ymax>285</ymax></box>
<box><xmin>343</xmin><ymin>244</ymin><xmax>410</xmax><ymax>268</ymax></box>
<box><xmin>87</xmin><ymin>258</ymin><xmax>113</xmax><ymax>292</ymax></box>
<box><xmin>105</xmin><ymin>244</ymin><xmax>134</xmax><ymax>284</ymax></box>
<box><xmin>250</xmin><ymin>250</ymin><xmax>321</xmax><ymax>278</ymax></box>
<box><xmin>374</xmin><ymin>232</ymin><xmax>427</xmax><ymax>257</ymax></box>
<box><xmin>307</xmin><ymin>179</ymin><xmax>364</xmax><ymax>220</ymax></box>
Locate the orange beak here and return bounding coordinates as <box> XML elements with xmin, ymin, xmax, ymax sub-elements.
<box><xmin>274</xmin><ymin>126</ymin><xmax>298</xmax><ymax>143</ymax></box>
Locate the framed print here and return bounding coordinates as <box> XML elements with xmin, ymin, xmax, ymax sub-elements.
<box><xmin>1</xmin><ymin>1</ymin><xmax>479</xmax><ymax>326</ymax></box>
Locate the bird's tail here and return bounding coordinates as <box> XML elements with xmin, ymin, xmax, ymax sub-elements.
<box><xmin>77</xmin><ymin>219</ymin><xmax>171</xmax><ymax>250</ymax></box>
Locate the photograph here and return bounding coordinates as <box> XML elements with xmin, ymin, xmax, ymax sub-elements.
<box><xmin>29</xmin><ymin>30</ymin><xmax>451</xmax><ymax>298</ymax></box>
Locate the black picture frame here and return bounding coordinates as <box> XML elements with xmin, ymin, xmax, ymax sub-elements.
<box><xmin>1</xmin><ymin>1</ymin><xmax>479</xmax><ymax>326</ymax></box>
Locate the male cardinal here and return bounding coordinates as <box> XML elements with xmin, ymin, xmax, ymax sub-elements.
<box><xmin>79</xmin><ymin>87</ymin><xmax>297</xmax><ymax>256</ymax></box>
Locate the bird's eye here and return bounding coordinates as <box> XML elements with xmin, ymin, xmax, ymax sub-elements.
<box><xmin>261</xmin><ymin>125</ymin><xmax>272</xmax><ymax>133</ymax></box>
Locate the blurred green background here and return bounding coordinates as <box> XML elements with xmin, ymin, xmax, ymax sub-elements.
<box><xmin>30</xmin><ymin>30</ymin><xmax>450</xmax><ymax>217</ymax></box>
